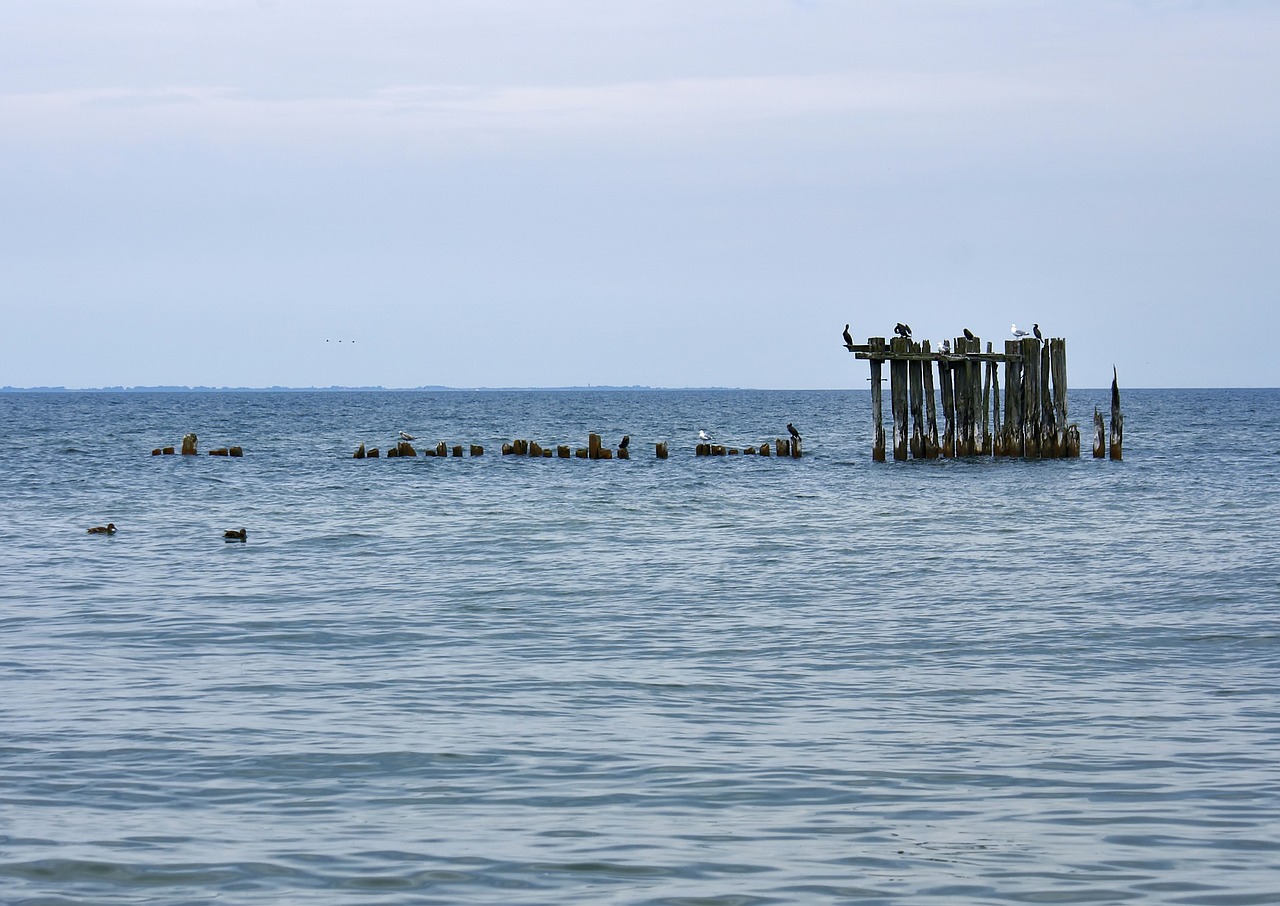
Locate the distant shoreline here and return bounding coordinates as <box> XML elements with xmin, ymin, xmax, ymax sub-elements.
<box><xmin>1</xmin><ymin>385</ymin><xmax>1260</xmax><ymax>393</ymax></box>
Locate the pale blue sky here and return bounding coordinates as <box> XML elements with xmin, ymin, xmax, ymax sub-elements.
<box><xmin>2</xmin><ymin>1</ymin><xmax>1277</xmax><ymax>389</ymax></box>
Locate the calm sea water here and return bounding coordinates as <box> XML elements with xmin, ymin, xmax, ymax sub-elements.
<box><xmin>2</xmin><ymin>388</ymin><xmax>1279</xmax><ymax>905</ymax></box>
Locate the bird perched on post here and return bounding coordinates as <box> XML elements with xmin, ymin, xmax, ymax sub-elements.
<box><xmin>398</xmin><ymin>431</ymin><xmax>415</xmax><ymax>441</ymax></box>
<box><xmin>1033</xmin><ymin>324</ymin><xmax>1043</xmax><ymax>342</ymax></box>
<box><xmin>963</xmin><ymin>328</ymin><xmax>975</xmax><ymax>341</ymax></box>
<box><xmin>787</xmin><ymin>423</ymin><xmax>802</xmax><ymax>442</ymax></box>
<box><xmin>894</xmin><ymin>323</ymin><xmax>912</xmax><ymax>339</ymax></box>
<box><xmin>1011</xmin><ymin>323</ymin><xmax>1032</xmax><ymax>339</ymax></box>
<box><xmin>842</xmin><ymin>324</ymin><xmax>854</xmax><ymax>349</ymax></box>
<box><xmin>619</xmin><ymin>435</ymin><xmax>630</xmax><ymax>450</ymax></box>
<box><xmin>940</xmin><ymin>339</ymin><xmax>951</xmax><ymax>354</ymax></box>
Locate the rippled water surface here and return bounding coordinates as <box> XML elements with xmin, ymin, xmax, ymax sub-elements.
<box><xmin>2</xmin><ymin>388</ymin><xmax>1279</xmax><ymax>905</ymax></box>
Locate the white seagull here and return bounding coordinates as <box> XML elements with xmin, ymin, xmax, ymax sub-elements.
<box><xmin>1011</xmin><ymin>323</ymin><xmax>1032</xmax><ymax>339</ymax></box>
<box><xmin>399</xmin><ymin>431</ymin><xmax>415</xmax><ymax>441</ymax></box>
<box><xmin>698</xmin><ymin>430</ymin><xmax>712</xmax><ymax>442</ymax></box>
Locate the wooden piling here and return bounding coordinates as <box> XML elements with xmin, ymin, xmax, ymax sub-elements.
<box><xmin>529</xmin><ymin>441</ymin><xmax>543</xmax><ymax>457</ymax></box>
<box><xmin>471</xmin><ymin>445</ymin><xmax>484</xmax><ymax>456</ymax></box>
<box><xmin>791</xmin><ymin>439</ymin><xmax>802</xmax><ymax>459</ymax></box>
<box><xmin>655</xmin><ymin>442</ymin><xmax>668</xmax><ymax>459</ymax></box>
<box><xmin>1021</xmin><ymin>337</ymin><xmax>1041</xmax><ymax>458</ymax></box>
<box><xmin>557</xmin><ymin>445</ymin><xmax>570</xmax><ymax>458</ymax></box>
<box><xmin>990</xmin><ymin>355</ymin><xmax>1002</xmax><ymax>457</ymax></box>
<box><xmin>759</xmin><ymin>441</ymin><xmax>771</xmax><ymax>456</ymax></box>
<box><xmin>967</xmin><ymin>337</ymin><xmax>983</xmax><ymax>455</ymax></box>
<box><xmin>1051</xmin><ymin>339</ymin><xmax>1068</xmax><ymax>458</ymax></box>
<box><xmin>1109</xmin><ymin>366</ymin><xmax>1123</xmax><ymax>460</ymax></box>
<box><xmin>938</xmin><ymin>354</ymin><xmax>956</xmax><ymax>458</ymax></box>
<box><xmin>1004</xmin><ymin>340</ymin><xmax>1022</xmax><ymax>457</ymax></box>
<box><xmin>909</xmin><ymin>344</ymin><xmax>925</xmax><ymax>459</ymax></box>
<box><xmin>1040</xmin><ymin>341</ymin><xmax>1055</xmax><ymax>456</ymax></box>
<box><xmin>981</xmin><ymin>341</ymin><xmax>992</xmax><ymax>455</ymax></box>
<box><xmin>921</xmin><ymin>341</ymin><xmax>940</xmax><ymax>458</ymax></box>
<box><xmin>229</xmin><ymin>446</ymin><xmax>243</xmax><ymax>457</ymax></box>
<box><xmin>354</xmin><ymin>443</ymin><xmax>366</xmax><ymax>459</ymax></box>
<box><xmin>452</xmin><ymin>445</ymin><xmax>463</xmax><ymax>457</ymax></box>
<box><xmin>575</xmin><ymin>448</ymin><xmax>589</xmax><ymax>458</ymax></box>
<box><xmin>890</xmin><ymin>337</ymin><xmax>909</xmax><ymax>461</ymax></box>
<box><xmin>1093</xmin><ymin>406</ymin><xmax>1105</xmax><ymax>458</ymax></box>
<box><xmin>870</xmin><ymin>337</ymin><xmax>886</xmax><ymax>462</ymax></box>
<box><xmin>181</xmin><ymin>433</ymin><xmax>197</xmax><ymax>456</ymax></box>
<box><xmin>589</xmin><ymin>433</ymin><xmax>602</xmax><ymax>460</ymax></box>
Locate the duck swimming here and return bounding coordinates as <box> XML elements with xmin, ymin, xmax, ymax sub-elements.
<box><xmin>87</xmin><ymin>523</ymin><xmax>116</xmax><ymax>535</ymax></box>
<box><xmin>224</xmin><ymin>528</ymin><xmax>247</xmax><ymax>542</ymax></box>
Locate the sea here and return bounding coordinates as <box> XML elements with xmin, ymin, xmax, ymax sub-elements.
<box><xmin>1</xmin><ymin>387</ymin><xmax>1278</xmax><ymax>906</ymax></box>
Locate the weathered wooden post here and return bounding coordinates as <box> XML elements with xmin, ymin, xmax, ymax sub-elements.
<box><xmin>655</xmin><ymin>442</ymin><xmax>668</xmax><ymax>459</ymax></box>
<box><xmin>588</xmin><ymin>433</ymin><xmax>602</xmax><ymax>460</ymax></box>
<box><xmin>981</xmin><ymin>341</ymin><xmax>993</xmax><ymax>455</ymax></box>
<box><xmin>181</xmin><ymin>433</ymin><xmax>198</xmax><ymax>455</ymax></box>
<box><xmin>921</xmin><ymin>340</ymin><xmax>940</xmax><ymax>458</ymax></box>
<box><xmin>968</xmin><ymin>337</ymin><xmax>983</xmax><ymax>455</ymax></box>
<box><xmin>870</xmin><ymin>337</ymin><xmax>886</xmax><ymax>461</ymax></box>
<box><xmin>1109</xmin><ymin>366</ymin><xmax>1123</xmax><ymax>460</ymax></box>
<box><xmin>471</xmin><ymin>445</ymin><xmax>484</xmax><ymax>456</ymax></box>
<box><xmin>557</xmin><ymin>445</ymin><xmax>571</xmax><ymax>458</ymax></box>
<box><xmin>909</xmin><ymin>343</ymin><xmax>925</xmax><ymax>459</ymax></box>
<box><xmin>890</xmin><ymin>336</ymin><xmax>909</xmax><ymax>461</ymax></box>
<box><xmin>529</xmin><ymin>441</ymin><xmax>543</xmax><ymax>457</ymax></box>
<box><xmin>354</xmin><ymin>443</ymin><xmax>366</xmax><ymax>459</ymax></box>
<box><xmin>1039</xmin><ymin>341</ymin><xmax>1055</xmax><ymax>456</ymax></box>
<box><xmin>1021</xmin><ymin>337</ymin><xmax>1040</xmax><ymax>458</ymax></box>
<box><xmin>990</xmin><ymin>354</ymin><xmax>1002</xmax><ymax>457</ymax></box>
<box><xmin>1004</xmin><ymin>340</ymin><xmax>1022</xmax><ymax>457</ymax></box>
<box><xmin>1051</xmin><ymin>338</ymin><xmax>1068</xmax><ymax>458</ymax></box>
<box><xmin>1093</xmin><ymin>407</ymin><xmax>1105</xmax><ymax>458</ymax></box>
<box><xmin>938</xmin><ymin>354</ymin><xmax>956</xmax><ymax>458</ymax></box>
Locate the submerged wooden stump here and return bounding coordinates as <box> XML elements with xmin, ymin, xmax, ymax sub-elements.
<box><xmin>655</xmin><ymin>442</ymin><xmax>668</xmax><ymax>459</ymax></box>
<box><xmin>557</xmin><ymin>445</ymin><xmax>571</xmax><ymax>459</ymax></box>
<box><xmin>471</xmin><ymin>445</ymin><xmax>484</xmax><ymax>457</ymax></box>
<box><xmin>181</xmin><ymin>433</ymin><xmax>198</xmax><ymax>456</ymax></box>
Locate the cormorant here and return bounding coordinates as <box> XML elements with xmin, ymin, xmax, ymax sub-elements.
<box><xmin>787</xmin><ymin>423</ymin><xmax>802</xmax><ymax>442</ymax></box>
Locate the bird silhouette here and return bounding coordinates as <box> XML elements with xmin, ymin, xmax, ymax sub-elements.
<box><xmin>87</xmin><ymin>523</ymin><xmax>116</xmax><ymax>535</ymax></box>
<box><xmin>619</xmin><ymin>435</ymin><xmax>630</xmax><ymax>450</ymax></box>
<box><xmin>787</xmin><ymin>423</ymin><xmax>802</xmax><ymax>442</ymax></box>
<box><xmin>842</xmin><ymin>324</ymin><xmax>854</xmax><ymax>349</ymax></box>
<box><xmin>1033</xmin><ymin>323</ymin><xmax>1043</xmax><ymax>342</ymax></box>
<box><xmin>224</xmin><ymin>528</ymin><xmax>247</xmax><ymax>542</ymax></box>
<box><xmin>963</xmin><ymin>328</ymin><xmax>975</xmax><ymax>341</ymax></box>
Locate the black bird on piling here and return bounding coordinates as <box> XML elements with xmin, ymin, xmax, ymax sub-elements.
<box><xmin>1033</xmin><ymin>323</ymin><xmax>1043</xmax><ymax>342</ymax></box>
<box><xmin>787</xmin><ymin>423</ymin><xmax>802</xmax><ymax>442</ymax></box>
<box><xmin>842</xmin><ymin>323</ymin><xmax>854</xmax><ymax>349</ymax></box>
<box><xmin>894</xmin><ymin>322</ymin><xmax>912</xmax><ymax>339</ymax></box>
<box><xmin>619</xmin><ymin>435</ymin><xmax>630</xmax><ymax>450</ymax></box>
<box><xmin>963</xmin><ymin>327</ymin><xmax>975</xmax><ymax>342</ymax></box>
<box><xmin>224</xmin><ymin>528</ymin><xmax>247</xmax><ymax>542</ymax></box>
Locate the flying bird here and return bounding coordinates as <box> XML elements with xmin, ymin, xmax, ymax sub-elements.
<box><xmin>1033</xmin><ymin>323</ymin><xmax>1043</xmax><ymax>341</ymax></box>
<box><xmin>224</xmin><ymin>528</ymin><xmax>247</xmax><ymax>542</ymax></box>
<box><xmin>398</xmin><ymin>431</ymin><xmax>415</xmax><ymax>441</ymax></box>
<box><xmin>842</xmin><ymin>324</ymin><xmax>854</xmax><ymax>349</ymax></box>
<box><xmin>1011</xmin><ymin>323</ymin><xmax>1032</xmax><ymax>339</ymax></box>
<box><xmin>87</xmin><ymin>523</ymin><xmax>116</xmax><ymax>535</ymax></box>
<box><xmin>963</xmin><ymin>328</ymin><xmax>975</xmax><ymax>341</ymax></box>
<box><xmin>787</xmin><ymin>423</ymin><xmax>802</xmax><ymax>442</ymax></box>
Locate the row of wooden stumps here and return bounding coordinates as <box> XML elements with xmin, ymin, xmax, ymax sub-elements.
<box><xmin>502</xmin><ymin>434</ymin><xmax>630</xmax><ymax>459</ymax></box>
<box><xmin>355</xmin><ymin>442</ymin><xmax>483</xmax><ymax>458</ymax></box>
<box><xmin>857</xmin><ymin>336</ymin><xmax>1113</xmax><ymax>461</ymax></box>
<box><xmin>696</xmin><ymin>438</ymin><xmax>802</xmax><ymax>458</ymax></box>
<box><xmin>151</xmin><ymin>433</ymin><xmax>244</xmax><ymax>456</ymax></box>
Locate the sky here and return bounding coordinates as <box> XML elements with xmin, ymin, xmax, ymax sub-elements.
<box><xmin>2</xmin><ymin>1</ymin><xmax>1278</xmax><ymax>390</ymax></box>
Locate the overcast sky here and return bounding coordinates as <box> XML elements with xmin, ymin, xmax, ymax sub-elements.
<box><xmin>2</xmin><ymin>1</ymin><xmax>1277</xmax><ymax>389</ymax></box>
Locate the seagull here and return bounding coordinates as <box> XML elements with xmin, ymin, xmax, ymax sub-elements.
<box><xmin>963</xmin><ymin>328</ymin><xmax>975</xmax><ymax>341</ymax></box>
<box><xmin>87</xmin><ymin>523</ymin><xmax>116</xmax><ymax>535</ymax></box>
<box><xmin>224</xmin><ymin>528</ymin><xmax>247</xmax><ymax>542</ymax></box>
<box><xmin>1033</xmin><ymin>323</ymin><xmax>1043</xmax><ymax>342</ymax></box>
<box><xmin>619</xmin><ymin>435</ymin><xmax>630</xmax><ymax>450</ymax></box>
<box><xmin>398</xmin><ymin>431</ymin><xmax>415</xmax><ymax>441</ymax></box>
<box><xmin>940</xmin><ymin>339</ymin><xmax>951</xmax><ymax>354</ymax></box>
<box><xmin>787</xmin><ymin>423</ymin><xmax>802</xmax><ymax>442</ymax></box>
<box><xmin>698</xmin><ymin>430</ymin><xmax>712</xmax><ymax>442</ymax></box>
<box><xmin>1011</xmin><ymin>323</ymin><xmax>1032</xmax><ymax>339</ymax></box>
<box><xmin>842</xmin><ymin>323</ymin><xmax>853</xmax><ymax>348</ymax></box>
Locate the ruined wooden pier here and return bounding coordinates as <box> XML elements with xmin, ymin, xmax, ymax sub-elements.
<box><xmin>853</xmin><ymin>334</ymin><xmax>1103</xmax><ymax>461</ymax></box>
